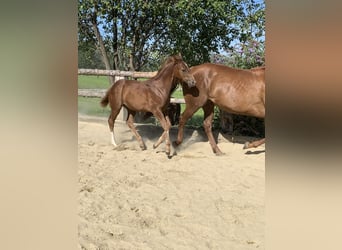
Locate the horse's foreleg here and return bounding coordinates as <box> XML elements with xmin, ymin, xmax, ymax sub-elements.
<box><xmin>153</xmin><ymin>132</ymin><xmax>166</xmax><ymax>149</ymax></box>
<box><xmin>174</xmin><ymin>105</ymin><xmax>200</xmax><ymax>147</ymax></box>
<box><xmin>164</xmin><ymin>116</ymin><xmax>172</xmax><ymax>152</ymax></box>
<box><xmin>153</xmin><ymin>111</ymin><xmax>171</xmax><ymax>156</ymax></box>
<box><xmin>153</xmin><ymin>115</ymin><xmax>171</xmax><ymax>149</ymax></box>
<box><xmin>126</xmin><ymin>111</ymin><xmax>146</xmax><ymax>150</ymax></box>
<box><xmin>203</xmin><ymin>102</ymin><xmax>223</xmax><ymax>155</ymax></box>
<box><xmin>243</xmin><ymin>138</ymin><xmax>265</xmax><ymax>149</ymax></box>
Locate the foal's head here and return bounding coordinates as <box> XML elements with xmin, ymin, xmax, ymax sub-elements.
<box><xmin>168</xmin><ymin>55</ymin><xmax>196</xmax><ymax>88</ymax></box>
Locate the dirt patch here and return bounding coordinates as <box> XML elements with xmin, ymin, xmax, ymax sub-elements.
<box><xmin>78</xmin><ymin>115</ymin><xmax>265</xmax><ymax>249</ymax></box>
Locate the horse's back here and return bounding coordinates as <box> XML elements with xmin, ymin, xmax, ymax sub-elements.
<box><xmin>191</xmin><ymin>63</ymin><xmax>264</xmax><ymax>90</ymax></box>
<box><xmin>190</xmin><ymin>63</ymin><xmax>236</xmax><ymax>91</ymax></box>
<box><xmin>191</xmin><ymin>63</ymin><xmax>236</xmax><ymax>79</ymax></box>
<box><xmin>191</xmin><ymin>63</ymin><xmax>259</xmax><ymax>83</ymax></box>
<box><xmin>106</xmin><ymin>79</ymin><xmax>141</xmax><ymax>102</ymax></box>
<box><xmin>190</xmin><ymin>63</ymin><xmax>265</xmax><ymax>117</ymax></box>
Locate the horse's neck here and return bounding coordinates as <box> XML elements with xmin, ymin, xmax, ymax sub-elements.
<box><xmin>153</xmin><ymin>64</ymin><xmax>175</xmax><ymax>95</ymax></box>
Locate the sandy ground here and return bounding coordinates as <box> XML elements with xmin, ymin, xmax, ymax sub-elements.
<box><xmin>78</xmin><ymin>115</ymin><xmax>265</xmax><ymax>250</ymax></box>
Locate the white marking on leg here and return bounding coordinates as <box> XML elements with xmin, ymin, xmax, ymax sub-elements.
<box><xmin>110</xmin><ymin>131</ymin><xmax>117</xmax><ymax>146</ymax></box>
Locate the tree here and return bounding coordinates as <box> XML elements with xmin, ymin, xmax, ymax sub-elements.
<box><xmin>79</xmin><ymin>0</ymin><xmax>172</xmax><ymax>73</ymax></box>
<box><xmin>164</xmin><ymin>0</ymin><xmax>241</xmax><ymax>66</ymax></box>
<box><xmin>79</xmin><ymin>0</ymin><xmax>116</xmax><ymax>83</ymax></box>
<box><xmin>210</xmin><ymin>0</ymin><xmax>265</xmax><ymax>69</ymax></box>
<box><xmin>211</xmin><ymin>39</ymin><xmax>265</xmax><ymax>69</ymax></box>
<box><xmin>78</xmin><ymin>42</ymin><xmax>105</xmax><ymax>69</ymax></box>
<box><xmin>78</xmin><ymin>0</ymin><xmax>265</xmax><ymax>78</ymax></box>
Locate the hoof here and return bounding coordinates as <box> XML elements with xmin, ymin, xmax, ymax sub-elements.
<box><xmin>153</xmin><ymin>144</ymin><xmax>157</xmax><ymax>149</ymax></box>
<box><xmin>215</xmin><ymin>151</ymin><xmax>225</xmax><ymax>156</ymax></box>
<box><xmin>172</xmin><ymin>141</ymin><xmax>181</xmax><ymax>148</ymax></box>
<box><xmin>243</xmin><ymin>142</ymin><xmax>249</xmax><ymax>149</ymax></box>
<box><xmin>167</xmin><ymin>150</ymin><xmax>177</xmax><ymax>159</ymax></box>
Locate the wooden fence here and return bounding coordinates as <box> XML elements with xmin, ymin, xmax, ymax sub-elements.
<box><xmin>78</xmin><ymin>68</ymin><xmax>157</xmax><ymax>78</ymax></box>
<box><xmin>78</xmin><ymin>68</ymin><xmax>185</xmax><ymax>104</ymax></box>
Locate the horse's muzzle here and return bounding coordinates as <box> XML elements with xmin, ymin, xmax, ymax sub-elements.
<box><xmin>186</xmin><ymin>78</ymin><xmax>196</xmax><ymax>88</ymax></box>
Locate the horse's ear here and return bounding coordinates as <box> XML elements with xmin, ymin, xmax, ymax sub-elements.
<box><xmin>177</xmin><ymin>52</ymin><xmax>183</xmax><ymax>59</ymax></box>
<box><xmin>169</xmin><ymin>55</ymin><xmax>176</xmax><ymax>63</ymax></box>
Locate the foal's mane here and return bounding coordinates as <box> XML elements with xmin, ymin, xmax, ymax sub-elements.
<box><xmin>152</xmin><ymin>55</ymin><xmax>184</xmax><ymax>81</ymax></box>
<box><xmin>146</xmin><ymin>55</ymin><xmax>187</xmax><ymax>96</ymax></box>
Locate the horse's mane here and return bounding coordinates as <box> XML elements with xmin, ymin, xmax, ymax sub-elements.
<box><xmin>152</xmin><ymin>55</ymin><xmax>184</xmax><ymax>81</ymax></box>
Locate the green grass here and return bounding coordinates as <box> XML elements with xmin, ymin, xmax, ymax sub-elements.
<box><xmin>180</xmin><ymin>105</ymin><xmax>204</xmax><ymax>128</ymax></box>
<box><xmin>170</xmin><ymin>86</ymin><xmax>183</xmax><ymax>98</ymax></box>
<box><xmin>170</xmin><ymin>86</ymin><xmax>204</xmax><ymax>128</ymax></box>
<box><xmin>78</xmin><ymin>96</ymin><xmax>111</xmax><ymax>117</ymax></box>
<box><xmin>78</xmin><ymin>75</ymin><xmax>111</xmax><ymax>89</ymax></box>
<box><xmin>78</xmin><ymin>75</ymin><xmax>204</xmax><ymax>127</ymax></box>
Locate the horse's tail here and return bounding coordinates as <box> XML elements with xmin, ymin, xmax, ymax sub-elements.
<box><xmin>100</xmin><ymin>80</ymin><xmax>125</xmax><ymax>108</ymax></box>
<box><xmin>100</xmin><ymin>90</ymin><xmax>110</xmax><ymax>107</ymax></box>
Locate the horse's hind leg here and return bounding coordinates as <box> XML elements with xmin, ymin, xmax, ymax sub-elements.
<box><xmin>243</xmin><ymin>138</ymin><xmax>265</xmax><ymax>149</ymax></box>
<box><xmin>203</xmin><ymin>102</ymin><xmax>223</xmax><ymax>155</ymax></box>
<box><xmin>108</xmin><ymin>108</ymin><xmax>121</xmax><ymax>146</ymax></box>
<box><xmin>126</xmin><ymin>110</ymin><xmax>146</xmax><ymax>150</ymax></box>
<box><xmin>243</xmin><ymin>118</ymin><xmax>265</xmax><ymax>149</ymax></box>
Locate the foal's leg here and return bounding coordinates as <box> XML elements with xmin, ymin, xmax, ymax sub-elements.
<box><xmin>174</xmin><ymin>104</ymin><xmax>200</xmax><ymax>146</ymax></box>
<box><xmin>153</xmin><ymin>115</ymin><xmax>171</xmax><ymax>149</ymax></box>
<box><xmin>126</xmin><ymin>110</ymin><xmax>146</xmax><ymax>150</ymax></box>
<box><xmin>243</xmin><ymin>138</ymin><xmax>265</xmax><ymax>149</ymax></box>
<box><xmin>108</xmin><ymin>108</ymin><xmax>121</xmax><ymax>146</ymax></box>
<box><xmin>152</xmin><ymin>110</ymin><xmax>171</xmax><ymax>156</ymax></box>
<box><xmin>202</xmin><ymin>102</ymin><xmax>223</xmax><ymax>155</ymax></box>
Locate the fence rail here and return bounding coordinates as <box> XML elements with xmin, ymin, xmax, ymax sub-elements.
<box><xmin>78</xmin><ymin>69</ymin><xmax>185</xmax><ymax>104</ymax></box>
<box><xmin>78</xmin><ymin>89</ymin><xmax>106</xmax><ymax>98</ymax></box>
<box><xmin>78</xmin><ymin>68</ymin><xmax>157</xmax><ymax>78</ymax></box>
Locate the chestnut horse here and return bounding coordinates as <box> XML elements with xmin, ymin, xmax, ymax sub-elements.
<box><xmin>100</xmin><ymin>55</ymin><xmax>196</xmax><ymax>157</ymax></box>
<box><xmin>174</xmin><ymin>63</ymin><xmax>265</xmax><ymax>155</ymax></box>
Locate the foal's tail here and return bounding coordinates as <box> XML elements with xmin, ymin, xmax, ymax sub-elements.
<box><xmin>100</xmin><ymin>91</ymin><xmax>109</xmax><ymax>107</ymax></box>
<box><xmin>100</xmin><ymin>79</ymin><xmax>125</xmax><ymax>107</ymax></box>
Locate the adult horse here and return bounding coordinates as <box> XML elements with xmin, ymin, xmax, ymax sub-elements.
<box><xmin>174</xmin><ymin>63</ymin><xmax>265</xmax><ymax>155</ymax></box>
<box><xmin>100</xmin><ymin>55</ymin><xmax>196</xmax><ymax>157</ymax></box>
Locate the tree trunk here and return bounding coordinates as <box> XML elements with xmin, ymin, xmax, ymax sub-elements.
<box><xmin>112</xmin><ymin>6</ymin><xmax>119</xmax><ymax>70</ymax></box>
<box><xmin>92</xmin><ymin>20</ymin><xmax>115</xmax><ymax>85</ymax></box>
<box><xmin>129</xmin><ymin>34</ymin><xmax>136</xmax><ymax>71</ymax></box>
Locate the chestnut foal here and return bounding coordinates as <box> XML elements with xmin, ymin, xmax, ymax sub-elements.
<box><xmin>100</xmin><ymin>55</ymin><xmax>196</xmax><ymax>157</ymax></box>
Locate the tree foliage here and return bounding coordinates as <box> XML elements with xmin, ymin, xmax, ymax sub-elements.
<box><xmin>78</xmin><ymin>0</ymin><xmax>265</xmax><ymax>72</ymax></box>
<box><xmin>211</xmin><ymin>39</ymin><xmax>265</xmax><ymax>69</ymax></box>
<box><xmin>78</xmin><ymin>42</ymin><xmax>105</xmax><ymax>69</ymax></box>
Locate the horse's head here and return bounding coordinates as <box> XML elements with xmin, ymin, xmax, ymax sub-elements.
<box><xmin>171</xmin><ymin>55</ymin><xmax>196</xmax><ymax>88</ymax></box>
